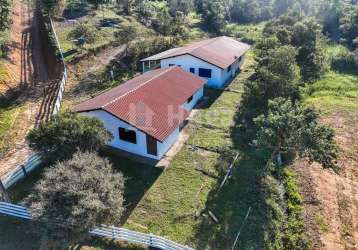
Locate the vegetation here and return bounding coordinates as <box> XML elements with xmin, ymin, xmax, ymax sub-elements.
<box><xmin>282</xmin><ymin>168</ymin><xmax>308</xmax><ymax>249</ymax></box>
<box><xmin>67</xmin><ymin>22</ymin><xmax>97</xmax><ymax>44</ymax></box>
<box><xmin>25</xmin><ymin>151</ymin><xmax>125</xmax><ymax>249</ymax></box>
<box><xmin>0</xmin><ymin>0</ymin><xmax>11</xmax><ymax>57</ymax></box>
<box><xmin>254</xmin><ymin>98</ymin><xmax>338</xmax><ymax>169</ymax></box>
<box><xmin>26</xmin><ymin>112</ymin><xmax>112</xmax><ymax>162</ymax></box>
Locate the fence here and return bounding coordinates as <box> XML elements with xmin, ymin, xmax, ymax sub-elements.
<box><xmin>0</xmin><ymin>202</ymin><xmax>194</xmax><ymax>250</ymax></box>
<box><xmin>0</xmin><ymin>16</ymin><xmax>67</xmax><ymax>190</ymax></box>
<box><xmin>49</xmin><ymin>17</ymin><xmax>67</xmax><ymax>115</ymax></box>
<box><xmin>1</xmin><ymin>154</ymin><xmax>42</xmax><ymax>190</ymax></box>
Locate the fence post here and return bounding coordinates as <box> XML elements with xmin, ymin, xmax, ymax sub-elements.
<box><xmin>21</xmin><ymin>165</ymin><xmax>28</xmax><ymax>177</ymax></box>
<box><xmin>0</xmin><ymin>180</ymin><xmax>10</xmax><ymax>202</ymax></box>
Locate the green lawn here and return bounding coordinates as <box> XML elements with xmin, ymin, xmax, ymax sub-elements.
<box><xmin>304</xmin><ymin>71</ymin><xmax>358</xmax><ymax>113</ymax></box>
<box><xmin>224</xmin><ymin>22</ymin><xmax>265</xmax><ymax>44</ymax></box>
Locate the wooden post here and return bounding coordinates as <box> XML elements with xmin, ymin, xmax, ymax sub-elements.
<box><xmin>0</xmin><ymin>179</ymin><xmax>10</xmax><ymax>202</ymax></box>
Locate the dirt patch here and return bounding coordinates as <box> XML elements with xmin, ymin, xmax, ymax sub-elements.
<box><xmin>0</xmin><ymin>0</ymin><xmax>58</xmax><ymax>178</ymax></box>
<box><xmin>295</xmin><ymin>110</ymin><xmax>358</xmax><ymax>250</ymax></box>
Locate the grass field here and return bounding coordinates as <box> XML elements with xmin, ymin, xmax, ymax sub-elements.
<box><xmin>304</xmin><ymin>71</ymin><xmax>358</xmax><ymax>113</ymax></box>
<box><xmin>54</xmin><ymin>6</ymin><xmax>156</xmax><ymax>62</ymax></box>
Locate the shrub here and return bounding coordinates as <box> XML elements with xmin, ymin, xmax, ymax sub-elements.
<box><xmin>331</xmin><ymin>50</ymin><xmax>358</xmax><ymax>74</ymax></box>
<box><xmin>26</xmin><ymin>112</ymin><xmax>112</xmax><ymax>162</ymax></box>
<box><xmin>25</xmin><ymin>151</ymin><xmax>125</xmax><ymax>248</ymax></box>
<box><xmin>68</xmin><ymin>22</ymin><xmax>97</xmax><ymax>44</ymax></box>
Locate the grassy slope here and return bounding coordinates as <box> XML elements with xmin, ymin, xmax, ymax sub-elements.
<box><xmin>304</xmin><ymin>71</ymin><xmax>358</xmax><ymax>112</ymax></box>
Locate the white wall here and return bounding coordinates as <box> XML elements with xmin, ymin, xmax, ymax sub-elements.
<box><xmin>182</xmin><ymin>86</ymin><xmax>204</xmax><ymax>110</ymax></box>
<box><xmin>81</xmin><ymin>110</ymin><xmax>180</xmax><ymax>160</ymax></box>
<box><xmin>161</xmin><ymin>55</ymin><xmax>224</xmax><ymax>88</ymax></box>
<box><xmin>160</xmin><ymin>54</ymin><xmax>246</xmax><ymax>88</ymax></box>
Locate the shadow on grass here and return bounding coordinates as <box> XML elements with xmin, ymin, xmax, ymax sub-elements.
<box><xmin>191</xmin><ymin>146</ymin><xmax>269</xmax><ymax>249</ymax></box>
<box><xmin>100</xmin><ymin>149</ymin><xmax>162</xmax><ymax>225</ymax></box>
<box><xmin>0</xmin><ymin>216</ymin><xmax>148</xmax><ymax>250</ymax></box>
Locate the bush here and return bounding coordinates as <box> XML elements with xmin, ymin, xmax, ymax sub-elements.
<box><xmin>68</xmin><ymin>22</ymin><xmax>97</xmax><ymax>44</ymax></box>
<box><xmin>331</xmin><ymin>50</ymin><xmax>358</xmax><ymax>74</ymax></box>
<box><xmin>282</xmin><ymin>168</ymin><xmax>309</xmax><ymax>250</ymax></box>
<box><xmin>26</xmin><ymin>112</ymin><xmax>113</xmax><ymax>162</ymax></box>
<box><xmin>122</xmin><ymin>36</ymin><xmax>178</xmax><ymax>71</ymax></box>
<box><xmin>25</xmin><ymin>151</ymin><xmax>125</xmax><ymax>248</ymax></box>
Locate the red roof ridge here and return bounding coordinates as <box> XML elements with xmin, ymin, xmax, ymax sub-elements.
<box><xmin>102</xmin><ymin>67</ymin><xmax>174</xmax><ymax>109</ymax></box>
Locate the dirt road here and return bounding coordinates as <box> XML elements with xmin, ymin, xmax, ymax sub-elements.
<box><xmin>0</xmin><ymin>0</ymin><xmax>53</xmax><ymax>178</ymax></box>
<box><xmin>296</xmin><ymin>111</ymin><xmax>358</xmax><ymax>250</ymax></box>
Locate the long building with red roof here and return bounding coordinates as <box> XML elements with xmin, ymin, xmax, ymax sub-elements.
<box><xmin>141</xmin><ymin>36</ymin><xmax>250</xmax><ymax>88</ymax></box>
<box><xmin>74</xmin><ymin>66</ymin><xmax>206</xmax><ymax>161</ymax></box>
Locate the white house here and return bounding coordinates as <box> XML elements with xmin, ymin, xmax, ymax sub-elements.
<box><xmin>141</xmin><ymin>36</ymin><xmax>251</xmax><ymax>88</ymax></box>
<box><xmin>74</xmin><ymin>67</ymin><xmax>206</xmax><ymax>161</ymax></box>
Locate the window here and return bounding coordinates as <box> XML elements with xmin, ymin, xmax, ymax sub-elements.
<box><xmin>169</xmin><ymin>64</ymin><xmax>175</xmax><ymax>67</ymax></box>
<box><xmin>119</xmin><ymin>128</ymin><xmax>137</xmax><ymax>144</ymax></box>
<box><xmin>187</xmin><ymin>95</ymin><xmax>193</xmax><ymax>103</ymax></box>
<box><xmin>227</xmin><ymin>65</ymin><xmax>232</xmax><ymax>72</ymax></box>
<box><xmin>190</xmin><ymin>68</ymin><xmax>195</xmax><ymax>74</ymax></box>
<box><xmin>199</xmin><ymin>68</ymin><xmax>212</xmax><ymax>78</ymax></box>
<box><xmin>177</xmin><ymin>65</ymin><xmax>182</xmax><ymax>67</ymax></box>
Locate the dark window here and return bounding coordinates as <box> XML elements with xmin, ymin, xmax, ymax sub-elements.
<box><xmin>146</xmin><ymin>134</ymin><xmax>157</xmax><ymax>156</ymax></box>
<box><xmin>227</xmin><ymin>65</ymin><xmax>232</xmax><ymax>72</ymax></box>
<box><xmin>177</xmin><ymin>65</ymin><xmax>182</xmax><ymax>67</ymax></box>
<box><xmin>199</xmin><ymin>68</ymin><xmax>212</xmax><ymax>78</ymax></box>
<box><xmin>119</xmin><ymin>128</ymin><xmax>137</xmax><ymax>144</ymax></box>
<box><xmin>190</xmin><ymin>68</ymin><xmax>195</xmax><ymax>73</ymax></box>
<box><xmin>169</xmin><ymin>64</ymin><xmax>175</xmax><ymax>67</ymax></box>
<box><xmin>187</xmin><ymin>95</ymin><xmax>193</xmax><ymax>103</ymax></box>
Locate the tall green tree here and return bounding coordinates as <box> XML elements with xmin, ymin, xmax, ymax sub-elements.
<box><xmin>200</xmin><ymin>0</ymin><xmax>227</xmax><ymax>33</ymax></box>
<box><xmin>339</xmin><ymin>5</ymin><xmax>358</xmax><ymax>50</ymax></box>
<box><xmin>254</xmin><ymin>98</ymin><xmax>338</xmax><ymax>169</ymax></box>
<box><xmin>237</xmin><ymin>44</ymin><xmax>301</xmax><ymax>133</ymax></box>
<box><xmin>26</xmin><ymin>112</ymin><xmax>112</xmax><ymax>162</ymax></box>
<box><xmin>25</xmin><ymin>151</ymin><xmax>125</xmax><ymax>249</ymax></box>
<box><xmin>264</xmin><ymin>11</ymin><xmax>328</xmax><ymax>82</ymax></box>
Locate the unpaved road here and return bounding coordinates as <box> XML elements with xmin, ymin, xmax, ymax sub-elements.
<box><xmin>0</xmin><ymin>0</ymin><xmax>51</xmax><ymax>178</ymax></box>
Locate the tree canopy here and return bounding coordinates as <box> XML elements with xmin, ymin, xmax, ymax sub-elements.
<box><xmin>237</xmin><ymin>43</ymin><xmax>301</xmax><ymax>133</ymax></box>
<box><xmin>26</xmin><ymin>112</ymin><xmax>112</xmax><ymax>162</ymax></box>
<box><xmin>253</xmin><ymin>98</ymin><xmax>338</xmax><ymax>169</ymax></box>
<box><xmin>25</xmin><ymin>151</ymin><xmax>125</xmax><ymax>248</ymax></box>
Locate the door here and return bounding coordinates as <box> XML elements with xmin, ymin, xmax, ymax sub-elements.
<box><xmin>146</xmin><ymin>134</ymin><xmax>157</xmax><ymax>156</ymax></box>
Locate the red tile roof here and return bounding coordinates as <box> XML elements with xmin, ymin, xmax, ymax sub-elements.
<box><xmin>141</xmin><ymin>36</ymin><xmax>251</xmax><ymax>69</ymax></box>
<box><xmin>74</xmin><ymin>67</ymin><xmax>206</xmax><ymax>141</ymax></box>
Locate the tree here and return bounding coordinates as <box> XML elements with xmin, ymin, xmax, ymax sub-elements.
<box><xmin>26</xmin><ymin>112</ymin><xmax>112</xmax><ymax>162</ymax></box>
<box><xmin>264</xmin><ymin>11</ymin><xmax>328</xmax><ymax>82</ymax></box>
<box><xmin>0</xmin><ymin>0</ymin><xmax>11</xmax><ymax>31</ymax></box>
<box><xmin>40</xmin><ymin>0</ymin><xmax>65</xmax><ymax>16</ymax></box>
<box><xmin>25</xmin><ymin>151</ymin><xmax>125</xmax><ymax>249</ymax></box>
<box><xmin>339</xmin><ymin>5</ymin><xmax>358</xmax><ymax>50</ymax></box>
<box><xmin>200</xmin><ymin>0</ymin><xmax>227</xmax><ymax>34</ymax></box>
<box><xmin>237</xmin><ymin>44</ymin><xmax>301</xmax><ymax>133</ymax></box>
<box><xmin>253</xmin><ymin>98</ymin><xmax>338</xmax><ymax>169</ymax></box>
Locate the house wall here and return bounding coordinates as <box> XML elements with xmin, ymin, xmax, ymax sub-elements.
<box><xmin>160</xmin><ymin>54</ymin><xmax>246</xmax><ymax>88</ymax></box>
<box><xmin>81</xmin><ymin>110</ymin><xmax>180</xmax><ymax>161</ymax></box>
<box><xmin>182</xmin><ymin>86</ymin><xmax>204</xmax><ymax>110</ymax></box>
<box><xmin>161</xmin><ymin>55</ymin><xmax>224</xmax><ymax>88</ymax></box>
